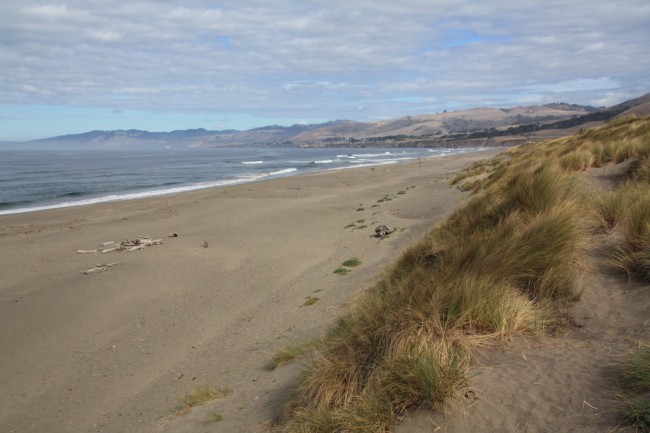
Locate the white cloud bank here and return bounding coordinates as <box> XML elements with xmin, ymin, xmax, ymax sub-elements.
<box><xmin>1</xmin><ymin>0</ymin><xmax>649</xmax><ymax>138</ymax></box>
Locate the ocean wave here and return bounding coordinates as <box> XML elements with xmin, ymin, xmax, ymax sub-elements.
<box><xmin>242</xmin><ymin>161</ymin><xmax>264</xmax><ymax>165</ymax></box>
<box><xmin>330</xmin><ymin>160</ymin><xmax>398</xmax><ymax>170</ymax></box>
<box><xmin>55</xmin><ymin>191</ymin><xmax>86</xmax><ymax>199</ymax></box>
<box><xmin>0</xmin><ymin>168</ymin><xmax>308</xmax><ymax>216</ymax></box>
<box><xmin>268</xmin><ymin>168</ymin><xmax>298</xmax><ymax>176</ymax></box>
<box><xmin>0</xmin><ymin>199</ymin><xmax>32</xmax><ymax>210</ymax></box>
<box><xmin>0</xmin><ymin>177</ymin><xmax>262</xmax><ymax>216</ymax></box>
<box><xmin>351</xmin><ymin>152</ymin><xmax>396</xmax><ymax>158</ymax></box>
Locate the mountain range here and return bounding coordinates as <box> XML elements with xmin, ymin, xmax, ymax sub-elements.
<box><xmin>5</xmin><ymin>93</ymin><xmax>650</xmax><ymax>150</ymax></box>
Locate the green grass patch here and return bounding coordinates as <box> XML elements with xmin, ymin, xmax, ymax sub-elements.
<box><xmin>303</xmin><ymin>296</ymin><xmax>320</xmax><ymax>306</ymax></box>
<box><xmin>334</xmin><ymin>267</ymin><xmax>350</xmax><ymax>275</ymax></box>
<box><xmin>618</xmin><ymin>346</ymin><xmax>650</xmax><ymax>430</ymax></box>
<box><xmin>341</xmin><ymin>258</ymin><xmax>362</xmax><ymax>267</ymax></box>
<box><xmin>622</xmin><ymin>398</ymin><xmax>650</xmax><ymax>431</ymax></box>
<box><xmin>625</xmin><ymin>347</ymin><xmax>650</xmax><ymax>390</ymax></box>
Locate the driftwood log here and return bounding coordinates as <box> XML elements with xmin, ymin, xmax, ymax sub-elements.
<box><xmin>76</xmin><ymin>236</ymin><xmax>164</xmax><ymax>254</ymax></box>
<box><xmin>81</xmin><ymin>263</ymin><xmax>118</xmax><ymax>275</ymax></box>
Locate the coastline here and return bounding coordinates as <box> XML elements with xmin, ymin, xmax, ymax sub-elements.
<box><xmin>0</xmin><ymin>147</ymin><xmax>479</xmax><ymax>216</ymax></box>
<box><xmin>0</xmin><ymin>148</ymin><xmax>501</xmax><ymax>433</ymax></box>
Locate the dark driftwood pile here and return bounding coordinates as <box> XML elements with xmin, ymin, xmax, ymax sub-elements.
<box><xmin>374</xmin><ymin>224</ymin><xmax>394</xmax><ymax>237</ymax></box>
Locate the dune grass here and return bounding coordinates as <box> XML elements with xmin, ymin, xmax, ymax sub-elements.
<box><xmin>177</xmin><ymin>384</ymin><xmax>232</xmax><ymax>416</ymax></box>
<box><xmin>275</xmin><ymin>116</ymin><xmax>650</xmax><ymax>432</ymax></box>
<box><xmin>270</xmin><ymin>341</ymin><xmax>319</xmax><ymax>369</ymax></box>
<box><xmin>619</xmin><ymin>346</ymin><xmax>650</xmax><ymax>430</ymax></box>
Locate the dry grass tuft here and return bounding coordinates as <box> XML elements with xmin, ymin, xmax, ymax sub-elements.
<box><xmin>270</xmin><ymin>341</ymin><xmax>319</xmax><ymax>369</ymax></box>
<box><xmin>177</xmin><ymin>384</ymin><xmax>232</xmax><ymax>416</ymax></box>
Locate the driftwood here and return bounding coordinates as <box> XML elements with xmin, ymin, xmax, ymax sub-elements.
<box><xmin>76</xmin><ymin>236</ymin><xmax>165</xmax><ymax>254</ymax></box>
<box><xmin>100</xmin><ymin>246</ymin><xmax>122</xmax><ymax>253</ymax></box>
<box><xmin>121</xmin><ymin>237</ymin><xmax>163</xmax><ymax>250</ymax></box>
<box><xmin>81</xmin><ymin>263</ymin><xmax>118</xmax><ymax>275</ymax></box>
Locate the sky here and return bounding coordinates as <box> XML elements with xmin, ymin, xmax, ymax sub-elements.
<box><xmin>1</xmin><ymin>1</ymin><xmax>650</xmax><ymax>141</ymax></box>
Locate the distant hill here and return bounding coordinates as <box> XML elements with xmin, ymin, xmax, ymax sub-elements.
<box><xmin>4</xmin><ymin>93</ymin><xmax>648</xmax><ymax>149</ymax></box>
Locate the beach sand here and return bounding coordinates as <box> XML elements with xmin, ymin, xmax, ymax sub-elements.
<box><xmin>0</xmin><ymin>150</ymin><xmax>501</xmax><ymax>433</ymax></box>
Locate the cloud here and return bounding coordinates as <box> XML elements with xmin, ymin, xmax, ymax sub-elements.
<box><xmin>1</xmin><ymin>0</ymin><xmax>649</xmax><ymax>138</ymax></box>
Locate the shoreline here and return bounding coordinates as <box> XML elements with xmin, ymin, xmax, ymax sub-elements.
<box><xmin>0</xmin><ymin>147</ymin><xmax>490</xmax><ymax>217</ymax></box>
<box><xmin>0</xmin><ymin>148</ymin><xmax>501</xmax><ymax>433</ymax></box>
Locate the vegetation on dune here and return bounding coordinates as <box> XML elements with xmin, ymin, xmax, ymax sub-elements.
<box><xmin>270</xmin><ymin>341</ymin><xmax>319</xmax><ymax>369</ymax></box>
<box><xmin>341</xmin><ymin>258</ymin><xmax>362</xmax><ymax>268</ymax></box>
<box><xmin>619</xmin><ymin>345</ymin><xmax>650</xmax><ymax>431</ymax></box>
<box><xmin>274</xmin><ymin>116</ymin><xmax>650</xmax><ymax>432</ymax></box>
<box><xmin>177</xmin><ymin>384</ymin><xmax>232</xmax><ymax>416</ymax></box>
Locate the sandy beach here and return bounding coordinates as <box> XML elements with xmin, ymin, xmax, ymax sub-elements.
<box><xmin>0</xmin><ymin>150</ymin><xmax>501</xmax><ymax>433</ymax></box>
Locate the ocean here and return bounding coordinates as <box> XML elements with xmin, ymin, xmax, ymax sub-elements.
<box><xmin>0</xmin><ymin>147</ymin><xmax>481</xmax><ymax>215</ymax></box>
